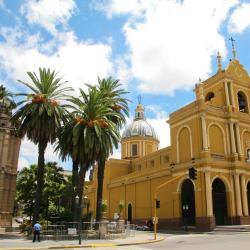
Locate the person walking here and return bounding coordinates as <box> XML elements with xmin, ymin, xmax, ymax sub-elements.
<box><xmin>33</xmin><ymin>222</ymin><xmax>42</xmax><ymax>242</ymax></box>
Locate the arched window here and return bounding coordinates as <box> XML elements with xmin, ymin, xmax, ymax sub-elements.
<box><xmin>238</xmin><ymin>91</ymin><xmax>248</xmax><ymax>113</ymax></box>
<box><xmin>205</xmin><ymin>92</ymin><xmax>215</xmax><ymax>102</ymax></box>
<box><xmin>247</xmin><ymin>149</ymin><xmax>250</xmax><ymax>162</ymax></box>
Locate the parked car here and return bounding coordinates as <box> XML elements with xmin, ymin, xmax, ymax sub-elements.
<box><xmin>135</xmin><ymin>220</ymin><xmax>153</xmax><ymax>231</ymax></box>
<box><xmin>15</xmin><ymin>217</ymin><xmax>24</xmax><ymax>224</ymax></box>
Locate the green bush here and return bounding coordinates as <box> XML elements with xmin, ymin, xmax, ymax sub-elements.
<box><xmin>19</xmin><ymin>220</ymin><xmax>32</xmax><ymax>235</ymax></box>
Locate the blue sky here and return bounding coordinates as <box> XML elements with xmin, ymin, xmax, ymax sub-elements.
<box><xmin>1</xmin><ymin>0</ymin><xmax>250</xmax><ymax>170</ymax></box>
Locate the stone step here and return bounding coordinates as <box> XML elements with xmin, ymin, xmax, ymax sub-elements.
<box><xmin>214</xmin><ymin>225</ymin><xmax>250</xmax><ymax>232</ymax></box>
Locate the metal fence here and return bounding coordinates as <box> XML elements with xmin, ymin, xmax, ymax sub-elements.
<box><xmin>35</xmin><ymin>221</ymin><xmax>135</xmax><ymax>241</ymax></box>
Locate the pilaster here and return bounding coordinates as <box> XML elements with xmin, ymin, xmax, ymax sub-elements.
<box><xmin>233</xmin><ymin>173</ymin><xmax>243</xmax><ymax>216</ymax></box>
<box><xmin>240</xmin><ymin>174</ymin><xmax>249</xmax><ymax>216</ymax></box>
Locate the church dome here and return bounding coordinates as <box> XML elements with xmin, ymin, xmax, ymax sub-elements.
<box><xmin>122</xmin><ymin>103</ymin><xmax>159</xmax><ymax>141</ymax></box>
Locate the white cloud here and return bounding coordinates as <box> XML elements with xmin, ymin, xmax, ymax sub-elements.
<box><xmin>92</xmin><ymin>0</ymin><xmax>149</xmax><ymax>19</ymax></box>
<box><xmin>145</xmin><ymin>104</ymin><xmax>168</xmax><ymax>120</ymax></box>
<box><xmin>0</xmin><ymin>29</ymin><xmax>113</xmax><ymax>92</ymax></box>
<box><xmin>228</xmin><ymin>3</ymin><xmax>250</xmax><ymax>34</ymax></box>
<box><xmin>114</xmin><ymin>56</ymin><xmax>132</xmax><ymax>88</ymax></box>
<box><xmin>148</xmin><ymin>117</ymin><xmax>170</xmax><ymax>149</ymax></box>
<box><xmin>18</xmin><ymin>157</ymin><xmax>30</xmax><ymax>170</ymax></box>
<box><xmin>110</xmin><ymin>145</ymin><xmax>121</xmax><ymax>159</ymax></box>
<box><xmin>20</xmin><ymin>0</ymin><xmax>77</xmax><ymax>34</ymax></box>
<box><xmin>146</xmin><ymin>105</ymin><xmax>170</xmax><ymax>148</ymax></box>
<box><xmin>97</xmin><ymin>0</ymin><xmax>239</xmax><ymax>95</ymax></box>
<box><xmin>18</xmin><ymin>137</ymin><xmax>62</xmax><ymax>169</ymax></box>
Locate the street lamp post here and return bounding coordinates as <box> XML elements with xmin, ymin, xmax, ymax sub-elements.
<box><xmin>75</xmin><ymin>195</ymin><xmax>88</xmax><ymax>245</ymax></box>
<box><xmin>182</xmin><ymin>204</ymin><xmax>189</xmax><ymax>232</ymax></box>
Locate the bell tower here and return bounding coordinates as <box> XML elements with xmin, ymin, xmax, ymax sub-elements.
<box><xmin>0</xmin><ymin>86</ymin><xmax>21</xmax><ymax>227</ymax></box>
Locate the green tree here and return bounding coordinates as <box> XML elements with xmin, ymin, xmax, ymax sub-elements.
<box><xmin>12</xmin><ymin>68</ymin><xmax>72</xmax><ymax>224</ymax></box>
<box><xmin>42</xmin><ymin>162</ymin><xmax>66</xmax><ymax>221</ymax></box>
<box><xmin>16</xmin><ymin>162</ymin><xmax>72</xmax><ymax>221</ymax></box>
<box><xmin>94</xmin><ymin>77</ymin><xmax>129</xmax><ymax>222</ymax></box>
<box><xmin>16</xmin><ymin>165</ymin><xmax>37</xmax><ymax>219</ymax></box>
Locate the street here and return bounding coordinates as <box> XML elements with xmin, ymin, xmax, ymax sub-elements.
<box><xmin>63</xmin><ymin>232</ymin><xmax>250</xmax><ymax>250</ymax></box>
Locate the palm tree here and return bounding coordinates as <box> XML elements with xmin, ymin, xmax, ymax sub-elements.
<box><xmin>12</xmin><ymin>68</ymin><xmax>72</xmax><ymax>224</ymax></box>
<box><xmin>0</xmin><ymin>85</ymin><xmax>16</xmax><ymax>111</ymax></box>
<box><xmin>94</xmin><ymin>77</ymin><xmax>129</xmax><ymax>222</ymax></box>
<box><xmin>54</xmin><ymin>115</ymin><xmax>79</xmax><ymax>217</ymax></box>
<box><xmin>68</xmin><ymin>86</ymin><xmax>121</xmax><ymax>221</ymax></box>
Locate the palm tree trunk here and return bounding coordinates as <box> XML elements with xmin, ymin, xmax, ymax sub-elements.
<box><xmin>32</xmin><ymin>140</ymin><xmax>47</xmax><ymax>225</ymax></box>
<box><xmin>75</xmin><ymin>162</ymin><xmax>87</xmax><ymax>222</ymax></box>
<box><xmin>95</xmin><ymin>159</ymin><xmax>106</xmax><ymax>222</ymax></box>
<box><xmin>71</xmin><ymin>160</ymin><xmax>79</xmax><ymax>217</ymax></box>
<box><xmin>72</xmin><ymin>160</ymin><xmax>79</xmax><ymax>188</ymax></box>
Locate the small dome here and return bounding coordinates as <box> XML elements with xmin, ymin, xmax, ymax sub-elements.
<box><xmin>122</xmin><ymin>103</ymin><xmax>159</xmax><ymax>140</ymax></box>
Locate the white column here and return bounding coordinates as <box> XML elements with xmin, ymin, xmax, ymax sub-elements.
<box><xmin>201</xmin><ymin>115</ymin><xmax>208</xmax><ymax>151</ymax></box>
<box><xmin>234</xmin><ymin>173</ymin><xmax>243</xmax><ymax>216</ymax></box>
<box><xmin>240</xmin><ymin>175</ymin><xmax>249</xmax><ymax>216</ymax></box>
<box><xmin>229</xmin><ymin>122</ymin><xmax>236</xmax><ymax>154</ymax></box>
<box><xmin>224</xmin><ymin>82</ymin><xmax>230</xmax><ymax>106</ymax></box>
<box><xmin>235</xmin><ymin>123</ymin><xmax>242</xmax><ymax>155</ymax></box>
<box><xmin>205</xmin><ymin>171</ymin><xmax>213</xmax><ymax>216</ymax></box>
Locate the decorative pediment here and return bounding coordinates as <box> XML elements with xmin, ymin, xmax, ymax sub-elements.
<box><xmin>226</xmin><ymin>60</ymin><xmax>250</xmax><ymax>84</ymax></box>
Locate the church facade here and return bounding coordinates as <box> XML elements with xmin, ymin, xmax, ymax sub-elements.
<box><xmin>86</xmin><ymin>52</ymin><xmax>250</xmax><ymax>230</ymax></box>
<box><xmin>0</xmin><ymin>90</ymin><xmax>21</xmax><ymax>227</ymax></box>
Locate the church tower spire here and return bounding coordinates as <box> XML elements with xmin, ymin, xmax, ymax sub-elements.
<box><xmin>134</xmin><ymin>95</ymin><xmax>145</xmax><ymax>120</ymax></box>
<box><xmin>229</xmin><ymin>37</ymin><xmax>237</xmax><ymax>60</ymax></box>
<box><xmin>217</xmin><ymin>51</ymin><xmax>222</xmax><ymax>72</ymax></box>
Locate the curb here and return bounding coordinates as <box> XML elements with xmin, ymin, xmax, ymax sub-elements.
<box><xmin>116</xmin><ymin>236</ymin><xmax>164</xmax><ymax>247</ymax></box>
<box><xmin>0</xmin><ymin>236</ymin><xmax>165</xmax><ymax>250</ymax></box>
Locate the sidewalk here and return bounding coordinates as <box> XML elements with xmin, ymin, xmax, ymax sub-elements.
<box><xmin>0</xmin><ymin>231</ymin><xmax>165</xmax><ymax>250</ymax></box>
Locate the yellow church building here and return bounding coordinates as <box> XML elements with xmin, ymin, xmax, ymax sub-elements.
<box><xmin>86</xmin><ymin>49</ymin><xmax>250</xmax><ymax>231</ymax></box>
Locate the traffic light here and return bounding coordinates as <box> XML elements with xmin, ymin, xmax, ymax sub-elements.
<box><xmin>156</xmin><ymin>199</ymin><xmax>160</xmax><ymax>208</ymax></box>
<box><xmin>189</xmin><ymin>167</ymin><xmax>197</xmax><ymax>180</ymax></box>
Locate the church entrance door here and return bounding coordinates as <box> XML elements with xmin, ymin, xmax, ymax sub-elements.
<box><xmin>127</xmin><ymin>203</ymin><xmax>132</xmax><ymax>223</ymax></box>
<box><xmin>247</xmin><ymin>181</ymin><xmax>250</xmax><ymax>215</ymax></box>
<box><xmin>212</xmin><ymin>178</ymin><xmax>227</xmax><ymax>225</ymax></box>
<box><xmin>181</xmin><ymin>179</ymin><xmax>196</xmax><ymax>225</ymax></box>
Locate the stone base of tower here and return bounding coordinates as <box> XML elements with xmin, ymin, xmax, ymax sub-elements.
<box><xmin>196</xmin><ymin>216</ymin><xmax>216</xmax><ymax>231</ymax></box>
<box><xmin>0</xmin><ymin>212</ymin><xmax>12</xmax><ymax>227</ymax></box>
